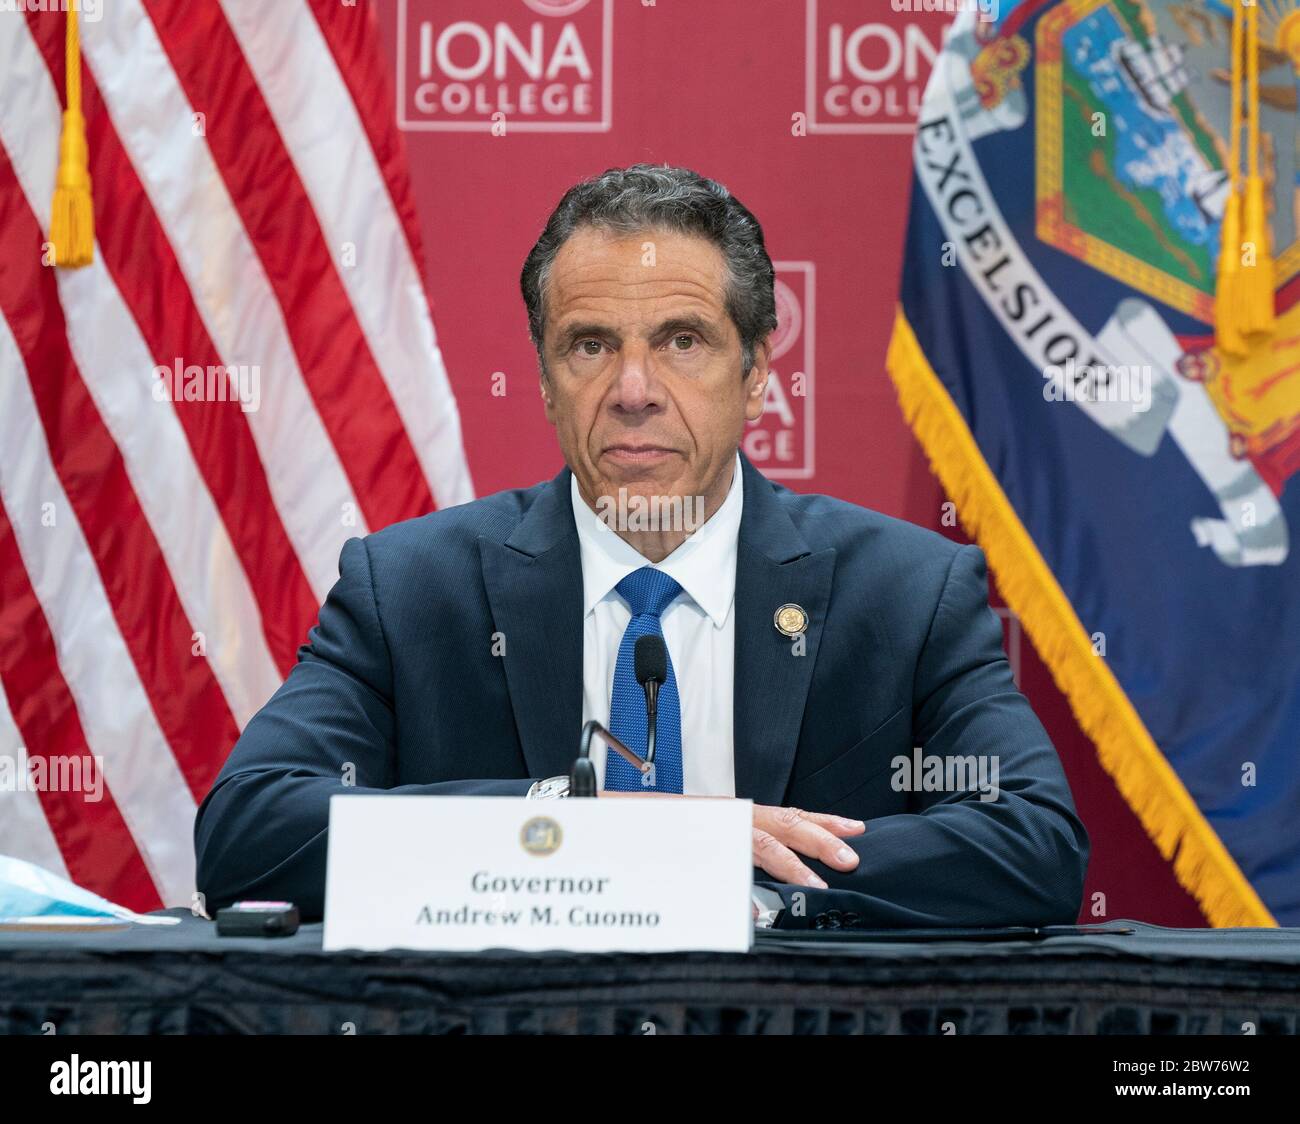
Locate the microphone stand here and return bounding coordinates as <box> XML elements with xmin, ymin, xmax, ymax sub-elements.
<box><xmin>644</xmin><ymin>678</ymin><xmax>659</xmax><ymax>769</ymax></box>
<box><xmin>571</xmin><ymin>720</ymin><xmax>651</xmax><ymax>797</ymax></box>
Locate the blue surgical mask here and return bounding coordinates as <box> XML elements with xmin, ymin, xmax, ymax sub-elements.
<box><xmin>0</xmin><ymin>853</ymin><xmax>177</xmax><ymax>924</ymax></box>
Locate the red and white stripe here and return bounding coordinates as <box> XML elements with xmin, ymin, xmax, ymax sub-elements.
<box><xmin>0</xmin><ymin>2</ymin><xmax>472</xmax><ymax>911</ymax></box>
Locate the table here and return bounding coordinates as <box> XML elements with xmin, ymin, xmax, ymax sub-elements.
<box><xmin>1</xmin><ymin>912</ymin><xmax>1297</xmax><ymax>1034</ymax></box>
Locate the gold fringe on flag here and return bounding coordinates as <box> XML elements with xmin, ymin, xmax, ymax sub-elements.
<box><xmin>886</xmin><ymin>307</ymin><xmax>1276</xmax><ymax>928</ymax></box>
<box><xmin>49</xmin><ymin>3</ymin><xmax>94</xmax><ymax>269</ymax></box>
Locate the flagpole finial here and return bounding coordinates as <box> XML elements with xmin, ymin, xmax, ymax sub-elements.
<box><xmin>49</xmin><ymin>4</ymin><xmax>94</xmax><ymax>269</ymax></box>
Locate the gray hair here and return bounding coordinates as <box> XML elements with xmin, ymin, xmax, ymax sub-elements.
<box><xmin>520</xmin><ymin>164</ymin><xmax>778</xmax><ymax>378</ymax></box>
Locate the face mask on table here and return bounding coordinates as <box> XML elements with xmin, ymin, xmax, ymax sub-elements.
<box><xmin>0</xmin><ymin>854</ymin><xmax>178</xmax><ymax>925</ymax></box>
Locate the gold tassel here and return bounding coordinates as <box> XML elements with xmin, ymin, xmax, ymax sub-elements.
<box><xmin>1215</xmin><ymin>192</ymin><xmax>1245</xmax><ymax>356</ymax></box>
<box><xmin>1237</xmin><ymin>0</ymin><xmax>1274</xmax><ymax>335</ymax></box>
<box><xmin>49</xmin><ymin>5</ymin><xmax>93</xmax><ymax>269</ymax></box>
<box><xmin>1215</xmin><ymin>0</ymin><xmax>1246</xmax><ymax>354</ymax></box>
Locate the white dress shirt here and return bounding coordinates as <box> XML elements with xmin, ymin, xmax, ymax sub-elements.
<box><xmin>571</xmin><ymin>452</ymin><xmax>743</xmax><ymax>795</ymax></box>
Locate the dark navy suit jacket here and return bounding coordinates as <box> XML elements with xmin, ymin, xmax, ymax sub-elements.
<box><xmin>195</xmin><ymin>454</ymin><xmax>1088</xmax><ymax>925</ymax></box>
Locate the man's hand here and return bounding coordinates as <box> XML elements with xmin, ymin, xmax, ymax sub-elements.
<box><xmin>598</xmin><ymin>790</ymin><xmax>864</xmax><ymax>887</ymax></box>
<box><xmin>752</xmin><ymin>805</ymin><xmax>863</xmax><ymax>887</ymax></box>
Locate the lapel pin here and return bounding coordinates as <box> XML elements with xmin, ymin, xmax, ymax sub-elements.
<box><xmin>774</xmin><ymin>603</ymin><xmax>808</xmax><ymax>637</ymax></box>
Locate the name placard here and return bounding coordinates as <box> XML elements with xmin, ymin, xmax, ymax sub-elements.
<box><xmin>322</xmin><ymin>795</ymin><xmax>754</xmax><ymax>953</ymax></box>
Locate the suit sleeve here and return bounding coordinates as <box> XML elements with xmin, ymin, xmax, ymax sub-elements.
<box><xmin>760</xmin><ymin>544</ymin><xmax>1089</xmax><ymax>928</ymax></box>
<box><xmin>193</xmin><ymin>536</ymin><xmax>533</xmax><ymax>921</ymax></box>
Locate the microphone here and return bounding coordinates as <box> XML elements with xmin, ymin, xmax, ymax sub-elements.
<box><xmin>634</xmin><ymin>635</ymin><xmax>668</xmax><ymax>767</ymax></box>
<box><xmin>567</xmin><ymin>639</ymin><xmax>667</xmax><ymax>796</ymax></box>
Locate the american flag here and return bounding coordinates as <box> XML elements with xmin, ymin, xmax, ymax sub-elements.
<box><xmin>0</xmin><ymin>1</ymin><xmax>472</xmax><ymax>911</ymax></box>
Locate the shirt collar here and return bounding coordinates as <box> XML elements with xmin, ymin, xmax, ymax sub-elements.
<box><xmin>570</xmin><ymin>451</ymin><xmax>743</xmax><ymax>628</ymax></box>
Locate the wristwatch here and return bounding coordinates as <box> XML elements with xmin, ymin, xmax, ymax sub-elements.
<box><xmin>525</xmin><ymin>775</ymin><xmax>570</xmax><ymax>800</ymax></box>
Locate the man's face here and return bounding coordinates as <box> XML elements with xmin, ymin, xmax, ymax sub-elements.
<box><xmin>539</xmin><ymin>226</ymin><xmax>770</xmax><ymax>516</ymax></box>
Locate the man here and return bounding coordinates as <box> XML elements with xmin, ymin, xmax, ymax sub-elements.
<box><xmin>195</xmin><ymin>164</ymin><xmax>1088</xmax><ymax>927</ymax></box>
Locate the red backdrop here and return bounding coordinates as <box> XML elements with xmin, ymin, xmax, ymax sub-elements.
<box><xmin>376</xmin><ymin>0</ymin><xmax>1205</xmax><ymax>925</ymax></box>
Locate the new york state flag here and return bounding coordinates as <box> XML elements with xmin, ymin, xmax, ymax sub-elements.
<box><xmin>889</xmin><ymin>0</ymin><xmax>1300</xmax><ymax>925</ymax></box>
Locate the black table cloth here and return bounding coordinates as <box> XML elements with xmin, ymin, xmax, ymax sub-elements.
<box><xmin>1</xmin><ymin>912</ymin><xmax>1296</xmax><ymax>1034</ymax></box>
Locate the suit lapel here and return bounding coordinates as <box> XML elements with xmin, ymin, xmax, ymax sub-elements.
<box><xmin>480</xmin><ymin>456</ymin><xmax>835</xmax><ymax>800</ymax></box>
<box><xmin>479</xmin><ymin>467</ymin><xmax>584</xmax><ymax>782</ymax></box>
<box><xmin>733</xmin><ymin>456</ymin><xmax>836</xmax><ymax>806</ymax></box>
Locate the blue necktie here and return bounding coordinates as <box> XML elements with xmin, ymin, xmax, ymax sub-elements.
<box><xmin>605</xmin><ymin>567</ymin><xmax>684</xmax><ymax>793</ymax></box>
